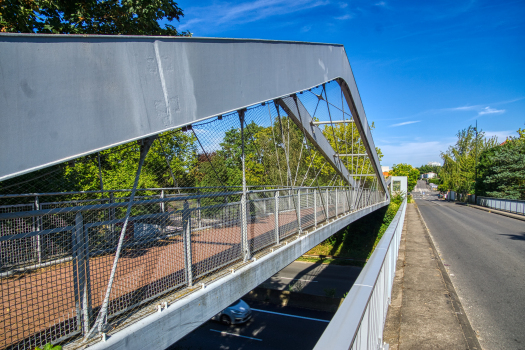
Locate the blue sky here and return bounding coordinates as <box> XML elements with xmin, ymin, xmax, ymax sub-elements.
<box><xmin>167</xmin><ymin>0</ymin><xmax>525</xmax><ymax>168</ymax></box>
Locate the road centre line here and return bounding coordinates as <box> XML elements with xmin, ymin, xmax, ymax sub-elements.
<box><xmin>274</xmin><ymin>277</ymin><xmax>318</xmax><ymax>282</ymax></box>
<box><xmin>209</xmin><ymin>329</ymin><xmax>262</xmax><ymax>341</ymax></box>
<box><xmin>251</xmin><ymin>308</ymin><xmax>330</xmax><ymax>322</ymax></box>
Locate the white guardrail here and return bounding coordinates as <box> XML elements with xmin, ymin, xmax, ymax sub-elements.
<box><xmin>314</xmin><ymin>198</ymin><xmax>407</xmax><ymax>350</ymax></box>
<box><xmin>477</xmin><ymin>196</ymin><xmax>525</xmax><ymax>216</ymax></box>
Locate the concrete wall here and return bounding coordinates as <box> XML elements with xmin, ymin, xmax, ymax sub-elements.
<box><xmin>390</xmin><ymin>176</ymin><xmax>407</xmax><ymax>195</ymax></box>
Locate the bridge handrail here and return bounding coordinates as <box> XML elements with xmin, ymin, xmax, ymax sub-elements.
<box><xmin>475</xmin><ymin>196</ymin><xmax>525</xmax><ymax>216</ymax></box>
<box><xmin>0</xmin><ymin>186</ymin><xmax>355</xmax><ymax>221</ymax></box>
<box><xmin>0</xmin><ymin>185</ymin><xmax>349</xmax><ymax>199</ymax></box>
<box><xmin>313</xmin><ymin>198</ymin><xmax>407</xmax><ymax>350</ymax></box>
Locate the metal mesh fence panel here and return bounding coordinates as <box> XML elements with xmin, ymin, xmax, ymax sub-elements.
<box><xmin>314</xmin><ymin>189</ymin><xmax>327</xmax><ymax>225</ymax></box>
<box><xmin>191</xmin><ymin>198</ymin><xmax>242</xmax><ymax>280</ymax></box>
<box><xmin>247</xmin><ymin>191</ymin><xmax>276</xmax><ymax>253</ymax></box>
<box><xmin>0</xmin><ymin>204</ymin><xmax>37</xmax><ymax>267</ymax></box>
<box><xmin>299</xmin><ymin>189</ymin><xmax>315</xmax><ymax>231</ymax></box>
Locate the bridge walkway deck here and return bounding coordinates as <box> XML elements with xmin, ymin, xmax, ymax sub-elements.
<box><xmin>383</xmin><ymin>203</ymin><xmax>481</xmax><ymax>350</ymax></box>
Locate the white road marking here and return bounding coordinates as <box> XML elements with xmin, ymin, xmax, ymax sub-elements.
<box><xmin>251</xmin><ymin>308</ymin><xmax>330</xmax><ymax>323</ymax></box>
<box><xmin>273</xmin><ymin>277</ymin><xmax>318</xmax><ymax>282</ymax></box>
<box><xmin>209</xmin><ymin>329</ymin><xmax>262</xmax><ymax>341</ymax></box>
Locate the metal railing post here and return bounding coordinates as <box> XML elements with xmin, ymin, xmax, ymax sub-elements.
<box><xmin>35</xmin><ymin>196</ymin><xmax>42</xmax><ymax>264</ymax></box>
<box><xmin>197</xmin><ymin>191</ymin><xmax>202</xmax><ymax>229</ymax></box>
<box><xmin>160</xmin><ymin>190</ymin><xmax>165</xmax><ymax>234</ymax></box>
<box><xmin>335</xmin><ymin>188</ymin><xmax>338</xmax><ymax>217</ymax></box>
<box><xmin>325</xmin><ymin>189</ymin><xmax>329</xmax><ymax>219</ymax></box>
<box><xmin>314</xmin><ymin>189</ymin><xmax>317</xmax><ymax>227</ymax></box>
<box><xmin>239</xmin><ymin>110</ymin><xmax>250</xmax><ymax>261</ymax></box>
<box><xmin>297</xmin><ymin>189</ymin><xmax>302</xmax><ymax>231</ymax></box>
<box><xmin>75</xmin><ymin>212</ymin><xmax>92</xmax><ymax>335</ymax></box>
<box><xmin>275</xmin><ymin>190</ymin><xmax>279</xmax><ymax>245</ymax></box>
<box><xmin>82</xmin><ymin>215</ymin><xmax>92</xmax><ymax>332</ymax></box>
<box><xmin>182</xmin><ymin>200</ymin><xmax>193</xmax><ymax>287</ymax></box>
<box><xmin>109</xmin><ymin>192</ymin><xmax>115</xmax><ymax>245</ymax></box>
<box><xmin>72</xmin><ymin>215</ymin><xmax>81</xmax><ymax>332</ymax></box>
<box><xmin>306</xmin><ymin>188</ymin><xmax>309</xmax><ymax>208</ymax></box>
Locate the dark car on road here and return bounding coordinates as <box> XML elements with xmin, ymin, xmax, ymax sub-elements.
<box><xmin>212</xmin><ymin>299</ymin><xmax>252</xmax><ymax>325</ymax></box>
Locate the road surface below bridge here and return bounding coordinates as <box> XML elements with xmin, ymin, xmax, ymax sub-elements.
<box><xmin>168</xmin><ymin>300</ymin><xmax>334</xmax><ymax>350</ymax></box>
<box><xmin>262</xmin><ymin>261</ymin><xmax>362</xmax><ymax>298</ymax></box>
<box><xmin>414</xmin><ymin>182</ymin><xmax>525</xmax><ymax>350</ymax></box>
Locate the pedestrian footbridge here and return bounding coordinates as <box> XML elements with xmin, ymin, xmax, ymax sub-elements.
<box><xmin>0</xmin><ymin>34</ymin><xmax>389</xmax><ymax>350</ymax></box>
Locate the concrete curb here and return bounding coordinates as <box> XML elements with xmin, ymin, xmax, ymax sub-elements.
<box><xmin>464</xmin><ymin>203</ymin><xmax>525</xmax><ymax>222</ymax></box>
<box><xmin>244</xmin><ymin>287</ymin><xmax>343</xmax><ymax>313</ymax></box>
<box><xmin>415</xmin><ymin>205</ymin><xmax>482</xmax><ymax>350</ymax></box>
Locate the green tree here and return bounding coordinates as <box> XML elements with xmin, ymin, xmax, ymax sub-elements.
<box><xmin>476</xmin><ymin>128</ymin><xmax>525</xmax><ymax>199</ymax></box>
<box><xmin>390</xmin><ymin>163</ymin><xmax>419</xmax><ymax>192</ymax></box>
<box><xmin>440</xmin><ymin>126</ymin><xmax>497</xmax><ymax>195</ymax></box>
<box><xmin>417</xmin><ymin>164</ymin><xmax>441</xmax><ymax>176</ymax></box>
<box><xmin>1</xmin><ymin>0</ymin><xmax>189</xmax><ymax>35</ymax></box>
<box><xmin>307</xmin><ymin>121</ymin><xmax>383</xmax><ymax>188</ymax></box>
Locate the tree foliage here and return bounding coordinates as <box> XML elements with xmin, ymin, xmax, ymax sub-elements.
<box><xmin>417</xmin><ymin>164</ymin><xmax>441</xmax><ymax>176</ymax></box>
<box><xmin>0</xmin><ymin>0</ymin><xmax>189</xmax><ymax>35</ymax></box>
<box><xmin>390</xmin><ymin>163</ymin><xmax>419</xmax><ymax>192</ymax></box>
<box><xmin>312</xmin><ymin>121</ymin><xmax>382</xmax><ymax>188</ymax></box>
<box><xmin>476</xmin><ymin>128</ymin><xmax>525</xmax><ymax>200</ymax></box>
<box><xmin>439</xmin><ymin>126</ymin><xmax>498</xmax><ymax>195</ymax></box>
<box><xmin>0</xmin><ymin>109</ymin><xmax>385</xmax><ymax>204</ymax></box>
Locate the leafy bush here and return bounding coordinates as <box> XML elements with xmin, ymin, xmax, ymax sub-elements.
<box><xmin>305</xmin><ymin>195</ymin><xmax>403</xmax><ymax>262</ymax></box>
<box><xmin>428</xmin><ymin>178</ymin><xmax>440</xmax><ymax>185</ymax></box>
<box><xmin>35</xmin><ymin>343</ymin><xmax>62</xmax><ymax>350</ymax></box>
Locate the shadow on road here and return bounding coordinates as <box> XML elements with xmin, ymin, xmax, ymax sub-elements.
<box><xmin>499</xmin><ymin>232</ymin><xmax>525</xmax><ymax>241</ymax></box>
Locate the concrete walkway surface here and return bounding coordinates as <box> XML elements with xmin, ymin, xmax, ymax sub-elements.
<box><xmin>383</xmin><ymin>203</ymin><xmax>481</xmax><ymax>350</ymax></box>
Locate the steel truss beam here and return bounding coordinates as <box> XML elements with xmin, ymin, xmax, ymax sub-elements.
<box><xmin>275</xmin><ymin>96</ymin><xmax>357</xmax><ymax>188</ymax></box>
<box><xmin>0</xmin><ymin>34</ymin><xmax>387</xmax><ymax>196</ymax></box>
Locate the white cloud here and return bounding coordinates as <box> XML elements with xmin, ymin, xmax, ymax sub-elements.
<box><xmin>335</xmin><ymin>14</ymin><xmax>353</xmax><ymax>20</ymax></box>
<box><xmin>375</xmin><ymin>1</ymin><xmax>387</xmax><ymax>6</ymax></box>
<box><xmin>484</xmin><ymin>130</ymin><xmax>517</xmax><ymax>142</ymax></box>
<box><xmin>178</xmin><ymin>0</ymin><xmax>329</xmax><ymax>32</ymax></box>
<box><xmin>446</xmin><ymin>105</ymin><xmax>480</xmax><ymax>111</ymax></box>
<box><xmin>301</xmin><ymin>25</ymin><xmax>312</xmax><ymax>32</ymax></box>
<box><xmin>379</xmin><ymin>140</ymin><xmax>454</xmax><ymax>168</ymax></box>
<box><xmin>389</xmin><ymin>120</ymin><xmax>421</xmax><ymax>127</ymax></box>
<box><xmin>416</xmin><ymin>97</ymin><xmax>523</xmax><ymax>117</ymax></box>
<box><xmin>478</xmin><ymin>106</ymin><xmax>505</xmax><ymax>116</ymax></box>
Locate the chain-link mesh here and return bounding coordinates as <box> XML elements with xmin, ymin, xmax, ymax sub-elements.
<box><xmin>0</xmin><ymin>79</ymin><xmax>387</xmax><ymax>349</ymax></box>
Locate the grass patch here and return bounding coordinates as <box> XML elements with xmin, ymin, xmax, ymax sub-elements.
<box><xmin>301</xmin><ymin>194</ymin><xmax>404</xmax><ymax>264</ymax></box>
<box><xmin>296</xmin><ymin>256</ymin><xmax>366</xmax><ymax>267</ymax></box>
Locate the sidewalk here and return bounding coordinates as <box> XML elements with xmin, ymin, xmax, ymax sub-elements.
<box><xmin>383</xmin><ymin>203</ymin><xmax>481</xmax><ymax>350</ymax></box>
<box><xmin>465</xmin><ymin>203</ymin><xmax>525</xmax><ymax>222</ymax></box>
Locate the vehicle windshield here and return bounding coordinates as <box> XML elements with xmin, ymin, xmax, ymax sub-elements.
<box><xmin>228</xmin><ymin>300</ymin><xmax>241</xmax><ymax>308</ymax></box>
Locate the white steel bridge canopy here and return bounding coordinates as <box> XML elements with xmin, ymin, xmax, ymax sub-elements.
<box><xmin>0</xmin><ymin>34</ymin><xmax>386</xmax><ymax>193</ymax></box>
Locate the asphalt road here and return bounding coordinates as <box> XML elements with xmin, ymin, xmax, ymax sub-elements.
<box><xmin>167</xmin><ymin>300</ymin><xmax>334</xmax><ymax>350</ymax></box>
<box><xmin>261</xmin><ymin>261</ymin><xmax>362</xmax><ymax>298</ymax></box>
<box><xmin>413</xmin><ymin>181</ymin><xmax>525</xmax><ymax>350</ymax></box>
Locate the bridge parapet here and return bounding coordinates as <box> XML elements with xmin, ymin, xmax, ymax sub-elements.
<box><xmin>314</xmin><ymin>198</ymin><xmax>407</xmax><ymax>350</ymax></box>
